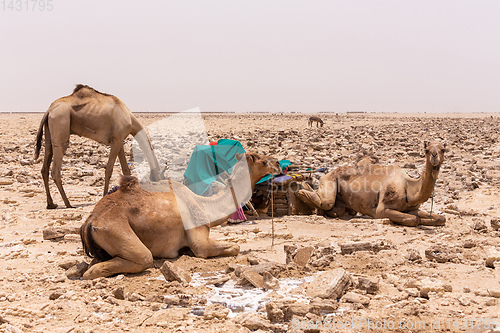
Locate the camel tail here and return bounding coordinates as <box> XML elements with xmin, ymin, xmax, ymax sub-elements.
<box><xmin>34</xmin><ymin>111</ymin><xmax>49</xmax><ymax>160</ymax></box>
<box><xmin>80</xmin><ymin>216</ymin><xmax>112</xmax><ymax>262</ymax></box>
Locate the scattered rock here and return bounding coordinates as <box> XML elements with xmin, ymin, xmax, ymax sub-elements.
<box><xmin>406</xmin><ymin>248</ymin><xmax>422</xmax><ymax>262</ymax></box>
<box><xmin>205</xmin><ymin>275</ymin><xmax>231</xmax><ymax>286</ymax></box>
<box><xmin>284</xmin><ymin>245</ymin><xmax>315</xmax><ymax>267</ymax></box>
<box><xmin>247</xmin><ymin>256</ymin><xmax>260</xmax><ymax>265</ymax></box>
<box><xmin>462</xmin><ymin>238</ymin><xmax>476</xmax><ymax>248</ymax></box>
<box><xmin>419</xmin><ymin>278</ymin><xmax>446</xmax><ymax>298</ymax></box>
<box><xmin>233</xmin><ymin>312</ymin><xmax>276</xmax><ymax>331</ymax></box>
<box><xmin>58</xmin><ymin>259</ymin><xmax>80</xmax><ymax>270</ymax></box>
<box><xmin>485</xmin><ymin>248</ymin><xmax>500</xmax><ymax>268</ymax></box>
<box><xmin>488</xmin><ymin>289</ymin><xmax>500</xmax><ymax>298</ymax></box>
<box><xmin>458</xmin><ymin>296</ymin><xmax>471</xmax><ymax>306</ymax></box>
<box><xmin>491</xmin><ymin>218</ymin><xmax>500</xmax><ymax>231</ymax></box>
<box><xmin>113</xmin><ymin>286</ymin><xmax>125</xmax><ymax>300</ymax></box>
<box><xmin>49</xmin><ymin>289</ymin><xmax>66</xmax><ymax>300</ymax></box>
<box><xmin>65</xmin><ymin>262</ymin><xmax>89</xmax><ymax>279</ymax></box>
<box><xmin>340</xmin><ymin>241</ymin><xmax>371</xmax><ymax>254</ymax></box>
<box><xmin>265</xmin><ymin>302</ymin><xmax>284</xmax><ymax>322</ymax></box>
<box><xmin>0</xmin><ymin>314</ymin><xmax>9</xmax><ymax>324</ymax></box>
<box><xmin>1</xmin><ymin>324</ymin><xmax>23</xmax><ymax>333</ymax></box>
<box><xmin>343</xmin><ymin>291</ymin><xmax>370</xmax><ymax>306</ymax></box>
<box><xmin>203</xmin><ymin>304</ymin><xmax>230</xmax><ymax>320</ymax></box>
<box><xmin>42</xmin><ymin>226</ymin><xmax>80</xmax><ymax>240</ymax></box>
<box><xmin>357</xmin><ymin>276</ymin><xmax>379</xmax><ymax>294</ymax></box>
<box><xmin>63</xmin><ymin>234</ymin><xmax>81</xmax><ymax>242</ymax></box>
<box><xmin>262</xmin><ymin>271</ymin><xmax>280</xmax><ymax>290</ymax></box>
<box><xmin>163</xmin><ymin>294</ymin><xmax>192</xmax><ymax>306</ymax></box>
<box><xmin>241</xmin><ymin>270</ymin><xmax>265</xmax><ymax>289</ymax></box>
<box><xmin>340</xmin><ymin>240</ymin><xmax>392</xmax><ymax>254</ymax></box>
<box><xmin>236</xmin><ymin>261</ymin><xmax>285</xmax><ymax>278</ymax></box>
<box><xmin>283</xmin><ymin>302</ymin><xmax>320</xmax><ymax>321</ymax></box>
<box><xmin>424</xmin><ymin>245</ymin><xmax>459</xmax><ymax>263</ymax></box>
<box><xmin>160</xmin><ymin>261</ymin><xmax>191</xmax><ymax>284</ymax></box>
<box><xmin>309</xmin><ymin>298</ymin><xmax>338</xmax><ymax>313</ymax></box>
<box><xmin>126</xmin><ymin>292</ymin><xmax>145</xmax><ymax>302</ymax></box>
<box><xmin>472</xmin><ymin>218</ymin><xmax>488</xmax><ymax>231</ymax></box>
<box><xmin>143</xmin><ymin>308</ymin><xmax>190</xmax><ymax>326</ymax></box>
<box><xmin>303</xmin><ymin>268</ymin><xmax>352</xmax><ymax>299</ymax></box>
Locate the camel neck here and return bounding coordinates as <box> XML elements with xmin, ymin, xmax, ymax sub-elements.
<box><xmin>196</xmin><ymin>171</ymin><xmax>255</xmax><ymax>227</ymax></box>
<box><xmin>407</xmin><ymin>160</ymin><xmax>439</xmax><ymax>206</ymax></box>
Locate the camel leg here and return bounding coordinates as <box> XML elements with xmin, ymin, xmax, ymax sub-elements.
<box><xmin>118</xmin><ymin>145</ymin><xmax>131</xmax><ymax>176</ymax></box>
<box><xmin>296</xmin><ymin>189</ymin><xmax>336</xmax><ymax>211</ymax></box>
<box><xmin>186</xmin><ymin>225</ymin><xmax>240</xmax><ymax>258</ymax></box>
<box><xmin>324</xmin><ymin>200</ymin><xmax>349</xmax><ymax>218</ymax></box>
<box><xmin>84</xmin><ymin>256</ymin><xmax>152</xmax><ymax>280</ymax></box>
<box><xmin>410</xmin><ymin>210</ymin><xmax>446</xmax><ymax>226</ymax></box>
<box><xmin>41</xmin><ymin>125</ymin><xmax>57</xmax><ymax>209</ymax></box>
<box><xmin>103</xmin><ymin>141</ymin><xmax>122</xmax><ymax>195</ymax></box>
<box><xmin>48</xmin><ymin>109</ymin><xmax>73</xmax><ymax>208</ymax></box>
<box><xmin>296</xmin><ymin>178</ymin><xmax>337</xmax><ymax>211</ymax></box>
<box><xmin>50</xmin><ymin>144</ymin><xmax>73</xmax><ymax>208</ymax></box>
<box><xmin>377</xmin><ymin>208</ymin><xmax>420</xmax><ymax>227</ymax></box>
<box><xmin>134</xmin><ymin>130</ymin><xmax>161</xmax><ymax>181</ymax></box>
<box><xmin>83</xmin><ymin>219</ymin><xmax>153</xmax><ymax>279</ymax></box>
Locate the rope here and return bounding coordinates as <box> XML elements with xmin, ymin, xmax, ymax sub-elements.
<box><xmin>429</xmin><ymin>169</ymin><xmax>437</xmax><ymax>227</ymax></box>
<box><xmin>271</xmin><ymin>175</ymin><xmax>275</xmax><ymax>247</ymax></box>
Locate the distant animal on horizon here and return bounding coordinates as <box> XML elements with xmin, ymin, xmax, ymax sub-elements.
<box><xmin>34</xmin><ymin>84</ymin><xmax>162</xmax><ymax>209</ymax></box>
<box><xmin>308</xmin><ymin>116</ymin><xmax>324</xmax><ymax>127</ymax></box>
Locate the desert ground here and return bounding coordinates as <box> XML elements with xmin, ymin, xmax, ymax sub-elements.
<box><xmin>0</xmin><ymin>112</ymin><xmax>499</xmax><ymax>333</ymax></box>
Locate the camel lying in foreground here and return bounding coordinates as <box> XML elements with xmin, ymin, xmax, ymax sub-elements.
<box><xmin>297</xmin><ymin>141</ymin><xmax>447</xmax><ymax>227</ymax></box>
<box><xmin>35</xmin><ymin>84</ymin><xmax>162</xmax><ymax>209</ymax></box>
<box><xmin>80</xmin><ymin>152</ymin><xmax>280</xmax><ymax>279</ymax></box>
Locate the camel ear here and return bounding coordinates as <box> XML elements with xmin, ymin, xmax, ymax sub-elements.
<box><xmin>443</xmin><ymin>142</ymin><xmax>448</xmax><ymax>152</ymax></box>
<box><xmin>235</xmin><ymin>153</ymin><xmax>244</xmax><ymax>161</ymax></box>
<box><xmin>246</xmin><ymin>153</ymin><xmax>257</xmax><ymax>163</ymax></box>
<box><xmin>424</xmin><ymin>141</ymin><xmax>429</xmax><ymax>150</ymax></box>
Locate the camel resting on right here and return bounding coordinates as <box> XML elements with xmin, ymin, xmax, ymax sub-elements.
<box><xmin>297</xmin><ymin>141</ymin><xmax>447</xmax><ymax>227</ymax></box>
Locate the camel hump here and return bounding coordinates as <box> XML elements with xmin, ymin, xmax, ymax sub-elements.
<box><xmin>119</xmin><ymin>175</ymin><xmax>139</xmax><ymax>192</ymax></box>
<box><xmin>72</xmin><ymin>84</ymin><xmax>112</xmax><ymax>99</ymax></box>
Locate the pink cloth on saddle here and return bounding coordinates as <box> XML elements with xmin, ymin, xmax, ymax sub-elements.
<box><xmin>229</xmin><ymin>206</ymin><xmax>246</xmax><ymax>222</ymax></box>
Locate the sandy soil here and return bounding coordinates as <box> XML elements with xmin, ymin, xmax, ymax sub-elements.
<box><xmin>0</xmin><ymin>112</ymin><xmax>499</xmax><ymax>333</ymax></box>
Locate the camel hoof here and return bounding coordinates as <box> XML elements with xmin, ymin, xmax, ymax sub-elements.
<box><xmin>47</xmin><ymin>203</ymin><xmax>58</xmax><ymax>209</ymax></box>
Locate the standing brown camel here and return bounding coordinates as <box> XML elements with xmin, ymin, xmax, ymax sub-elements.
<box><xmin>34</xmin><ymin>85</ymin><xmax>162</xmax><ymax>209</ymax></box>
<box><xmin>297</xmin><ymin>141</ymin><xmax>447</xmax><ymax>227</ymax></box>
<box><xmin>308</xmin><ymin>116</ymin><xmax>324</xmax><ymax>127</ymax></box>
<box><xmin>80</xmin><ymin>152</ymin><xmax>280</xmax><ymax>279</ymax></box>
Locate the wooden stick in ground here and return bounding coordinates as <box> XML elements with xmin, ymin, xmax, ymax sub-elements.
<box><xmin>271</xmin><ymin>175</ymin><xmax>275</xmax><ymax>247</ymax></box>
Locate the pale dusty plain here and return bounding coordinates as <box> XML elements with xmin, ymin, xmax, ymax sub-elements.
<box><xmin>0</xmin><ymin>113</ymin><xmax>499</xmax><ymax>332</ymax></box>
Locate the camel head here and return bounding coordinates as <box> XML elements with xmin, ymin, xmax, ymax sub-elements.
<box><xmin>424</xmin><ymin>141</ymin><xmax>447</xmax><ymax>169</ymax></box>
<box><xmin>234</xmin><ymin>152</ymin><xmax>281</xmax><ymax>185</ymax></box>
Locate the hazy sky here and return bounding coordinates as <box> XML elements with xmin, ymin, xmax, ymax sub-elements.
<box><xmin>1</xmin><ymin>1</ymin><xmax>499</xmax><ymax>113</ymax></box>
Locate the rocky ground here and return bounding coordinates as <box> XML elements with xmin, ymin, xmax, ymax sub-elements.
<box><xmin>0</xmin><ymin>112</ymin><xmax>499</xmax><ymax>333</ymax></box>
